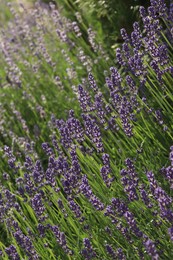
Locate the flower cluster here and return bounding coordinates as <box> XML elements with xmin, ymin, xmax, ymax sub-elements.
<box><xmin>0</xmin><ymin>0</ymin><xmax>173</xmax><ymax>259</ymax></box>
<box><xmin>120</xmin><ymin>158</ymin><xmax>139</xmax><ymax>201</ymax></box>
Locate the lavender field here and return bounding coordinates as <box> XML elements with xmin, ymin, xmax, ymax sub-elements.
<box><xmin>0</xmin><ymin>0</ymin><xmax>173</xmax><ymax>259</ymax></box>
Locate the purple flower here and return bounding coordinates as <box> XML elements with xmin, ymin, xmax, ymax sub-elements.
<box><xmin>56</xmin><ymin>120</ymin><xmax>73</xmax><ymax>149</ymax></box>
<box><xmin>23</xmin><ymin>173</ymin><xmax>35</xmax><ymax>196</ymax></box>
<box><xmin>139</xmin><ymin>186</ymin><xmax>153</xmax><ymax>208</ymax></box>
<box><xmin>120</xmin><ymin>28</ymin><xmax>130</xmax><ymax>43</ymax></box>
<box><xmin>104</xmin><ymin>204</ymin><xmax>118</xmax><ymax>224</ymax></box>
<box><xmin>111</xmin><ymin>198</ymin><xmax>128</xmax><ymax>217</ymax></box>
<box><xmin>37</xmin><ymin>223</ymin><xmax>46</xmax><ymax>237</ymax></box>
<box><xmin>128</xmin><ymin>51</ymin><xmax>146</xmax><ymax>79</ymax></box>
<box><xmin>55</xmin><ymin>112</ymin><xmax>84</xmax><ymax>148</ymax></box>
<box><xmin>70</xmin><ymin>148</ymin><xmax>82</xmax><ymax>180</ymax></box>
<box><xmin>88</xmin><ymin>72</ymin><xmax>98</xmax><ymax>93</ymax></box>
<box><xmin>78</xmin><ymin>84</ymin><xmax>94</xmax><ymax>112</ymax></box>
<box><xmin>14</xmin><ymin>229</ymin><xmax>39</xmax><ymax>259</ymax></box>
<box><xmin>150</xmin><ymin>59</ymin><xmax>163</xmax><ymax>84</ymax></box>
<box><xmin>79</xmin><ymin>175</ymin><xmax>104</xmax><ymax>210</ymax></box>
<box><xmin>147</xmin><ymin>170</ymin><xmax>173</xmax><ymax>223</ymax></box>
<box><xmin>109</xmin><ymin>66</ymin><xmax>122</xmax><ymax>92</ymax></box>
<box><xmin>102</xmin><ymin>153</ymin><xmax>110</xmax><ymax>165</ymax></box>
<box><xmin>24</xmin><ymin>156</ymin><xmax>34</xmax><ymax>172</ymax></box>
<box><xmin>82</xmin><ymin>114</ymin><xmax>104</xmax><ymax>153</ymax></box>
<box><xmin>120</xmin><ymin>159</ymin><xmax>139</xmax><ymax>201</ymax></box>
<box><xmin>72</xmin><ymin>21</ymin><xmax>82</xmax><ymax>37</ymax></box>
<box><xmin>45</xmin><ymin>165</ymin><xmax>56</xmax><ymax>187</ymax></box>
<box><xmin>100</xmin><ymin>165</ymin><xmax>113</xmax><ymax>187</ymax></box>
<box><xmin>116</xmin><ymin>222</ymin><xmax>132</xmax><ymax>242</ymax></box>
<box><xmin>150</xmin><ymin>0</ymin><xmax>168</xmax><ymax>18</ymax></box>
<box><xmin>144</xmin><ymin>239</ymin><xmax>159</xmax><ymax>260</ymax></box>
<box><xmin>147</xmin><ymin>6</ymin><xmax>157</xmax><ymax>19</ymax></box>
<box><xmin>49</xmin><ymin>225</ymin><xmax>71</xmax><ymax>254</ymax></box>
<box><xmin>66</xmin><ymin>111</ymin><xmax>84</xmax><ymax>143</ymax></box>
<box><xmin>106</xmin><ymin>71</ymin><xmax>135</xmax><ymax>137</ymax></box>
<box><xmin>131</xmin><ymin>22</ymin><xmax>142</xmax><ymax>50</ymax></box>
<box><xmin>139</xmin><ymin>6</ymin><xmax>147</xmax><ymax>19</ymax></box>
<box><xmin>165</xmin><ymin>166</ymin><xmax>173</xmax><ymax>187</ymax></box>
<box><xmin>154</xmin><ymin>186</ymin><xmax>172</xmax><ymax>209</ymax></box>
<box><xmin>4</xmin><ymin>146</ymin><xmax>19</xmax><ymax>171</ymax></box>
<box><xmin>126</xmin><ymin>75</ymin><xmax>137</xmax><ymax>93</ymax></box>
<box><xmin>57</xmin><ymin>199</ymin><xmax>68</xmax><ymax>218</ymax></box>
<box><xmin>4</xmin><ymin>189</ymin><xmax>16</xmax><ymax>208</ymax></box>
<box><xmin>100</xmin><ymin>153</ymin><xmax>114</xmax><ymax>187</ymax></box>
<box><xmin>68</xmin><ymin>198</ymin><xmax>83</xmax><ymax>219</ymax></box>
<box><xmin>120</xmin><ymin>97</ymin><xmax>134</xmax><ymax>137</ymax></box>
<box><xmin>155</xmin><ymin>110</ymin><xmax>163</xmax><ymax>125</ymax></box>
<box><xmin>116</xmin><ymin>248</ymin><xmax>126</xmax><ymax>260</ymax></box>
<box><xmin>116</xmin><ymin>47</ymin><xmax>126</xmax><ymax>66</ymax></box>
<box><xmin>157</xmin><ymin>44</ymin><xmax>169</xmax><ymax>66</ymax></box>
<box><xmin>161</xmin><ymin>146</ymin><xmax>173</xmax><ymax>189</ymax></box>
<box><xmin>105</xmin><ymin>198</ymin><xmax>128</xmax><ymax>233</ymax></box>
<box><xmin>94</xmin><ymin>91</ymin><xmax>106</xmax><ymax>124</ymax></box>
<box><xmin>146</xmin><ymin>171</ymin><xmax>158</xmax><ymax>195</ymax></box>
<box><xmin>124</xmin><ymin>211</ymin><xmax>143</xmax><ymax>238</ymax></box>
<box><xmin>51</xmin><ymin>134</ymin><xmax>61</xmax><ymax>153</ymax></box>
<box><xmin>60</xmin><ymin>151</ymin><xmax>82</xmax><ymax>196</ymax></box>
<box><xmin>32</xmin><ymin>160</ymin><xmax>44</xmax><ymax>184</ymax></box>
<box><xmin>5</xmin><ymin>245</ymin><xmax>20</xmax><ymax>260</ymax></box>
<box><xmin>105</xmin><ymin>244</ymin><xmax>116</xmax><ymax>259</ymax></box>
<box><xmin>161</xmin><ymin>209</ymin><xmax>173</xmax><ymax>223</ymax></box>
<box><xmin>122</xmin><ymin>42</ymin><xmax>131</xmax><ymax>61</ymax></box>
<box><xmin>42</xmin><ymin>142</ymin><xmax>54</xmax><ymax>156</ymax></box>
<box><xmin>31</xmin><ymin>193</ymin><xmax>45</xmax><ymax>218</ymax></box>
<box><xmin>81</xmin><ymin>238</ymin><xmax>96</xmax><ymax>259</ymax></box>
<box><xmin>2</xmin><ymin>172</ymin><xmax>9</xmax><ymax>180</ymax></box>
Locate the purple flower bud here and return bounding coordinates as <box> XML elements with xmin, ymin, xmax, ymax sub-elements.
<box><xmin>37</xmin><ymin>223</ymin><xmax>46</xmax><ymax>237</ymax></box>
<box><xmin>131</xmin><ymin>22</ymin><xmax>142</xmax><ymax>50</ymax></box>
<box><xmin>68</xmin><ymin>198</ymin><xmax>83</xmax><ymax>219</ymax></box>
<box><xmin>42</xmin><ymin>142</ymin><xmax>53</xmax><ymax>156</ymax></box>
<box><xmin>120</xmin><ymin>28</ymin><xmax>130</xmax><ymax>42</ymax></box>
<box><xmin>116</xmin><ymin>47</ymin><xmax>126</xmax><ymax>66</ymax></box>
<box><xmin>124</xmin><ymin>211</ymin><xmax>143</xmax><ymax>237</ymax></box>
<box><xmin>105</xmin><ymin>244</ymin><xmax>116</xmax><ymax>259</ymax></box>
<box><xmin>139</xmin><ymin>6</ymin><xmax>147</xmax><ymax>18</ymax></box>
<box><xmin>3</xmin><ymin>172</ymin><xmax>9</xmax><ymax>180</ymax></box>
<box><xmin>49</xmin><ymin>225</ymin><xmax>70</xmax><ymax>254</ymax></box>
<box><xmin>94</xmin><ymin>92</ymin><xmax>106</xmax><ymax>124</ymax></box>
<box><xmin>116</xmin><ymin>248</ymin><xmax>126</xmax><ymax>260</ymax></box>
<box><xmin>150</xmin><ymin>0</ymin><xmax>168</xmax><ymax>18</ymax></box>
<box><xmin>88</xmin><ymin>72</ymin><xmax>98</xmax><ymax>93</ymax></box>
<box><xmin>5</xmin><ymin>245</ymin><xmax>20</xmax><ymax>260</ymax></box>
<box><xmin>139</xmin><ymin>187</ymin><xmax>153</xmax><ymax>208</ymax></box>
<box><xmin>82</xmin><ymin>114</ymin><xmax>104</xmax><ymax>153</ymax></box>
<box><xmin>31</xmin><ymin>193</ymin><xmax>45</xmax><ymax>218</ymax></box>
<box><xmin>146</xmin><ymin>171</ymin><xmax>158</xmax><ymax>195</ymax></box>
<box><xmin>81</xmin><ymin>238</ymin><xmax>96</xmax><ymax>259</ymax></box>
<box><xmin>144</xmin><ymin>239</ymin><xmax>159</xmax><ymax>260</ymax></box>
<box><xmin>79</xmin><ymin>175</ymin><xmax>104</xmax><ymax>210</ymax></box>
<box><xmin>14</xmin><ymin>229</ymin><xmax>39</xmax><ymax>259</ymax></box>
<box><xmin>78</xmin><ymin>84</ymin><xmax>94</xmax><ymax>112</ymax></box>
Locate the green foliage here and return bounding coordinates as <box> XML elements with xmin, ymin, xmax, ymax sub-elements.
<box><xmin>53</xmin><ymin>0</ymin><xmax>150</xmax><ymax>46</ymax></box>
<box><xmin>0</xmin><ymin>0</ymin><xmax>173</xmax><ymax>259</ymax></box>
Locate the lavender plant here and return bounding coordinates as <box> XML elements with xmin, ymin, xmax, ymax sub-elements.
<box><xmin>0</xmin><ymin>0</ymin><xmax>173</xmax><ymax>259</ymax></box>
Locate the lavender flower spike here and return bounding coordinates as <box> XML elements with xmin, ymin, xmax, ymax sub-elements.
<box><xmin>144</xmin><ymin>239</ymin><xmax>159</xmax><ymax>260</ymax></box>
